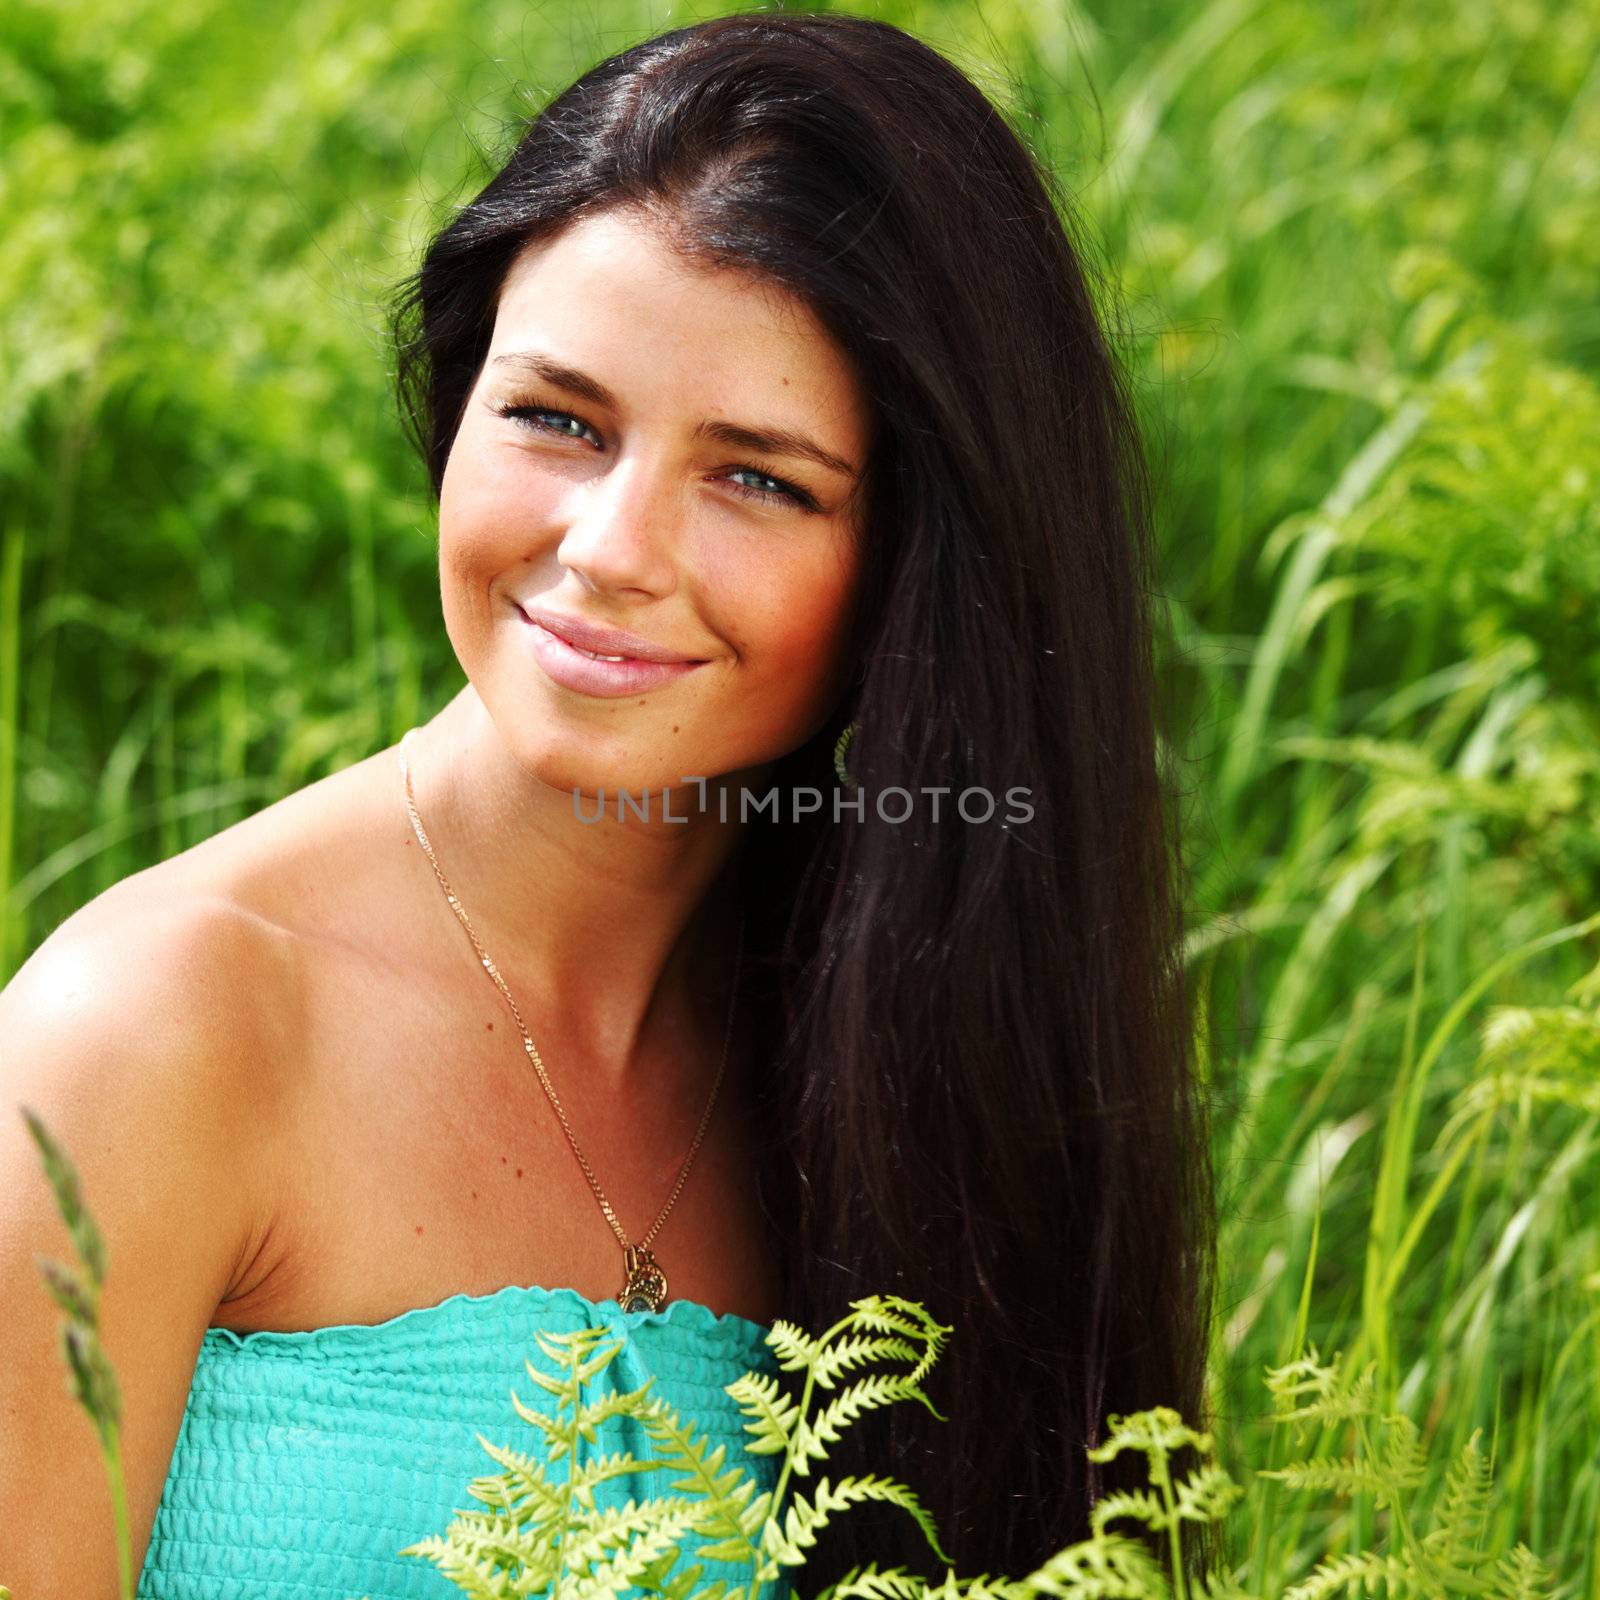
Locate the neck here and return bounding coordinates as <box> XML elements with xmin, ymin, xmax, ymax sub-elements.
<box><xmin>398</xmin><ymin>687</ymin><xmax>755</xmax><ymax>1087</ymax></box>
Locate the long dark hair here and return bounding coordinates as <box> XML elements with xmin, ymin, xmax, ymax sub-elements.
<box><xmin>390</xmin><ymin>10</ymin><xmax>1214</xmax><ymax>1580</ymax></box>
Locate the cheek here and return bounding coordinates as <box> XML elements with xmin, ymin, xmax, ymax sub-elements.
<box><xmin>437</xmin><ymin>438</ymin><xmax>557</xmax><ymax>646</ymax></box>
<box><xmin>713</xmin><ymin>537</ymin><xmax>860</xmax><ymax>722</ymax></box>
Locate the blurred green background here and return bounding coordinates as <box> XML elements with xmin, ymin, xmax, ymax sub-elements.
<box><xmin>4</xmin><ymin>0</ymin><xmax>1599</xmax><ymax>1589</ymax></box>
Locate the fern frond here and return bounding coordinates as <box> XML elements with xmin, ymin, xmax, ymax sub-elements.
<box><xmin>762</xmin><ymin>1473</ymin><xmax>949</xmax><ymax>1567</ymax></box>
<box><xmin>727</xmin><ymin>1368</ymin><xmax>801</xmax><ymax>1455</ymax></box>
<box><xmin>1089</xmin><ymin>1488</ymin><xmax>1167</xmax><ymax>1537</ymax></box>
<box><xmin>629</xmin><ymin>1548</ymin><xmax>682</xmax><ymax>1596</ymax></box>
<box><xmin>558</xmin><ymin>1494</ymin><xmax>710</xmax><ymax>1575</ymax></box>
<box><xmin>841</xmin><ymin>1294</ymin><xmax>953</xmax><ymax>1387</ymax></box>
<box><xmin>566</xmin><ymin>1501</ymin><xmax>707</xmax><ymax>1600</ymax></box>
<box><xmin>633</xmin><ymin>1392</ymin><xmax>764</xmax><ymax>1560</ymax></box>
<box><xmin>397</xmin><ymin>1532</ymin><xmax>529</xmax><ymax>1598</ymax></box>
<box><xmin>809</xmin><ymin>1332</ymin><xmax>922</xmax><ymax>1390</ymax></box>
<box><xmin>1173</xmin><ymin>1465</ymin><xmax>1246</xmax><ymax>1525</ymax></box>
<box><xmin>1258</xmin><ymin>1460</ymin><xmax>1391</xmax><ymax>1498</ymax></box>
<box><xmin>462</xmin><ymin>1433</ymin><xmax>563</xmax><ymax>1514</ymax></box>
<box><xmin>953</xmin><ymin>1574</ymin><xmax>1029</xmax><ymax>1600</ymax></box>
<box><xmin>1420</xmin><ymin>1433</ymin><xmax>1491</xmax><ymax>1568</ymax></box>
<box><xmin>1281</xmin><ymin>1550</ymin><xmax>1417</xmax><ymax>1600</ymax></box>
<box><xmin>532</xmin><ymin>1325</ymin><xmax>626</xmax><ymax>1386</ymax></box>
<box><xmin>812</xmin><ymin>1563</ymin><xmax>930</xmax><ymax>1600</ymax></box>
<box><xmin>560</xmin><ymin>1447</ymin><xmax>672</xmax><ymax>1509</ymax></box>
<box><xmin>838</xmin><ymin>1297</ymin><xmax>929</xmax><ymax>1339</ymax></box>
<box><xmin>922</xmin><ymin>1569</ymin><xmax>1024</xmax><ymax>1600</ymax></box>
<box><xmin>1377</xmin><ymin>1415</ymin><xmax>1428</xmax><ymax>1502</ymax></box>
<box><xmin>1192</xmin><ymin>1569</ymin><xmax>1258</xmax><ymax>1600</ymax></box>
<box><xmin>568</xmin><ymin>1378</ymin><xmax>660</xmax><ymax>1449</ymax></box>
<box><xmin>793</xmin><ymin>1373</ymin><xmax>927</xmax><ymax>1472</ymax></box>
<box><xmin>1014</xmin><ymin>1532</ymin><xmax>1170</xmax><ymax>1599</ymax></box>
<box><xmin>1263</xmin><ymin>1353</ymin><xmax>1377</xmax><ymax>1429</ymax></box>
<box><xmin>1086</xmin><ymin>1407</ymin><xmax>1213</xmax><ymax>1467</ymax></box>
<box><xmin>693</xmin><ymin>1489</ymin><xmax>775</xmax><ymax>1563</ymax></box>
<box><xmin>662</xmin><ymin>1568</ymin><xmax>727</xmax><ymax>1600</ymax></box>
<box><xmin>438</xmin><ymin>1500</ymin><xmax>559</xmax><ymax>1550</ymax></box>
<box><xmin>507</xmin><ymin>1387</ymin><xmax>569</xmax><ymax>1449</ymax></box>
<box><xmin>1490</xmin><ymin>1545</ymin><xmax>1554</xmax><ymax>1600</ymax></box>
<box><xmin>662</xmin><ymin>1566</ymin><xmax>727</xmax><ymax>1600</ymax></box>
<box><xmin>764</xmin><ymin>1318</ymin><xmax>822</xmax><ymax>1372</ymax></box>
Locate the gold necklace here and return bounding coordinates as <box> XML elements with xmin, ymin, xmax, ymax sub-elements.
<box><xmin>396</xmin><ymin>728</ymin><xmax>744</xmax><ymax>1314</ymax></box>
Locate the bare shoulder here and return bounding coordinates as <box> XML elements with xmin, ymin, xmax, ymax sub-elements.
<box><xmin>0</xmin><ymin>873</ymin><xmax>303</xmax><ymax>1284</ymax></box>
<box><xmin>2</xmin><ymin>857</ymin><xmax>305</xmax><ymax>1075</ymax></box>
<box><xmin>0</xmin><ymin>875</ymin><xmax>306</xmax><ymax>1591</ymax></box>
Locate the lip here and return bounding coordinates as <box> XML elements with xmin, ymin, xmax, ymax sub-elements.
<box><xmin>515</xmin><ymin>604</ymin><xmax>709</xmax><ymax>699</ymax></box>
<box><xmin>521</xmin><ymin>605</ymin><xmax>707</xmax><ymax>665</ymax></box>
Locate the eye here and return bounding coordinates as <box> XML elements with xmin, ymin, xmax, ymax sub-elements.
<box><xmin>724</xmin><ymin>466</ymin><xmax>818</xmax><ymax>512</ymax></box>
<box><xmin>496</xmin><ymin>404</ymin><xmax>602</xmax><ymax>448</ymax></box>
<box><xmin>492</xmin><ymin>400</ymin><xmax>820</xmax><ymax>513</ymax></box>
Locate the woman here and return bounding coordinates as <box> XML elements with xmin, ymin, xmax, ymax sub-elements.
<box><xmin>0</xmin><ymin>10</ymin><xmax>1213</xmax><ymax>1594</ymax></box>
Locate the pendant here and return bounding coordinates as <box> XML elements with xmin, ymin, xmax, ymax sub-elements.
<box><xmin>619</xmin><ymin>1243</ymin><xmax>668</xmax><ymax>1313</ymax></box>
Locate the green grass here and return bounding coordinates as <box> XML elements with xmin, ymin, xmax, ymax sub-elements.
<box><xmin>4</xmin><ymin>0</ymin><xmax>1599</xmax><ymax>1592</ymax></box>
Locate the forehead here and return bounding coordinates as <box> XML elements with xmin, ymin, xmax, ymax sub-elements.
<box><xmin>487</xmin><ymin>208</ymin><xmax>867</xmax><ymax>431</ymax></box>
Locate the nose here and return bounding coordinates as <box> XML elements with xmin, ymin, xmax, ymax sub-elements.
<box><xmin>554</xmin><ymin>450</ymin><xmax>681</xmax><ymax>601</ymax></box>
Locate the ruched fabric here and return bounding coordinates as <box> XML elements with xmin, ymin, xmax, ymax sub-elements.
<box><xmin>134</xmin><ymin>1283</ymin><xmax>785</xmax><ymax>1599</ymax></box>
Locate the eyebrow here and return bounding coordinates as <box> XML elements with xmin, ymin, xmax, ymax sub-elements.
<box><xmin>487</xmin><ymin>350</ymin><xmax>861</xmax><ymax>480</ymax></box>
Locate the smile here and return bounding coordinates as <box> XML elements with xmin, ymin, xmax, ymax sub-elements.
<box><xmin>516</xmin><ymin>608</ymin><xmax>709</xmax><ymax>699</ymax></box>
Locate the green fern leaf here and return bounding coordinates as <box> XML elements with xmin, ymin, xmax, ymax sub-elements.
<box><xmin>1490</xmin><ymin>1545</ymin><xmax>1554</xmax><ymax>1600</ymax></box>
<box><xmin>1281</xmin><ymin>1550</ymin><xmax>1418</xmax><ymax>1600</ymax></box>
<box><xmin>1089</xmin><ymin>1488</ymin><xmax>1168</xmax><ymax>1537</ymax></box>
<box><xmin>1258</xmin><ymin>1459</ymin><xmax>1391</xmax><ymax>1497</ymax></box>
<box><xmin>1192</xmin><ymin>1570</ymin><xmax>1258</xmax><ymax>1600</ymax></box>
<box><xmin>1377</xmin><ymin>1415</ymin><xmax>1427</xmax><ymax>1500</ymax></box>
<box><xmin>662</xmin><ymin>1565</ymin><xmax>728</xmax><ymax>1600</ymax></box>
<box><xmin>1173</xmin><ymin>1465</ymin><xmax>1245</xmax><ymax>1524</ymax></box>
<box><xmin>462</xmin><ymin>1434</ymin><xmax>563</xmax><ymax>1514</ymax></box>
<box><xmin>396</xmin><ymin>1532</ymin><xmax>526</xmax><ymax>1598</ymax></box>
<box><xmin>1262</xmin><ymin>1350</ymin><xmax>1376</xmax><ymax>1416</ymax></box>
<box><xmin>561</xmin><ymin>1447</ymin><xmax>672</xmax><ymax>1511</ymax></box>
<box><xmin>761</xmin><ymin>1473</ymin><xmax>949</xmax><ymax>1568</ymax></box>
<box><xmin>808</xmin><ymin>1333</ymin><xmax>922</xmax><ymax>1390</ymax></box>
<box><xmin>1086</xmin><ymin>1407</ymin><xmax>1213</xmax><ymax>1466</ymax></box>
<box><xmin>559</xmin><ymin>1495</ymin><xmax>709</xmax><ymax>1574</ymax></box>
<box><xmin>764</xmin><ymin>1318</ymin><xmax>822</xmax><ymax>1372</ymax></box>
<box><xmin>570</xmin><ymin>1379</ymin><xmax>660</xmax><ymax>1448</ymax></box>
<box><xmin>728</xmin><ymin>1369</ymin><xmax>801</xmax><ymax>1455</ymax></box>
<box><xmin>628</xmin><ymin>1548</ymin><xmax>683</xmax><ymax>1595</ymax></box>
<box><xmin>633</xmin><ymin>1393</ymin><xmax>765</xmax><ymax>1559</ymax></box>
<box><xmin>793</xmin><ymin>1373</ymin><xmax>925</xmax><ymax>1472</ymax></box>
<box><xmin>928</xmin><ymin>1569</ymin><xmax>1028</xmax><ymax>1600</ymax></box>
<box><xmin>508</xmin><ymin>1387</ymin><xmax>569</xmax><ymax>1448</ymax></box>
<box><xmin>517</xmin><ymin>1362</ymin><xmax>575</xmax><ymax>1399</ymax></box>
<box><xmin>1014</xmin><ymin>1531</ymin><xmax>1169</xmax><ymax>1598</ymax></box>
<box><xmin>1421</xmin><ymin>1430</ymin><xmax>1492</xmax><ymax>1567</ymax></box>
<box><xmin>565</xmin><ymin>1501</ymin><xmax>707</xmax><ymax>1600</ymax></box>
<box><xmin>841</xmin><ymin>1296</ymin><xmax>953</xmax><ymax>1388</ymax></box>
<box><xmin>813</xmin><ymin>1563</ymin><xmax>936</xmax><ymax>1600</ymax></box>
<box><xmin>695</xmin><ymin>1489</ymin><xmax>776</xmax><ymax>1561</ymax></box>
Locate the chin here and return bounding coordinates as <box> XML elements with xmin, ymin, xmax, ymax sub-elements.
<box><xmin>500</xmin><ymin>722</ymin><xmax>715</xmax><ymax>806</ymax></box>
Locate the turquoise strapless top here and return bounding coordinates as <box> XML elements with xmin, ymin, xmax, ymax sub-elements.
<box><xmin>134</xmin><ymin>1283</ymin><xmax>787</xmax><ymax>1600</ymax></box>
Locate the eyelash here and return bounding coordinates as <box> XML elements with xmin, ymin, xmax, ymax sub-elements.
<box><xmin>493</xmin><ymin>402</ymin><xmax>820</xmax><ymax>513</ymax></box>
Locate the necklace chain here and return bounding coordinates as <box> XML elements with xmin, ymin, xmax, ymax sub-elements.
<box><xmin>396</xmin><ymin>728</ymin><xmax>743</xmax><ymax>1307</ymax></box>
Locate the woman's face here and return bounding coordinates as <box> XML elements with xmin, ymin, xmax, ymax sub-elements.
<box><xmin>438</xmin><ymin>205</ymin><xmax>871</xmax><ymax>799</ymax></box>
